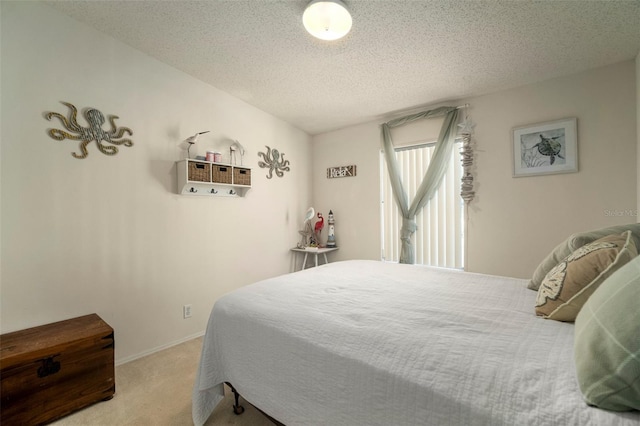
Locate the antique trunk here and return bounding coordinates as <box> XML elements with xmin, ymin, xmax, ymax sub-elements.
<box><xmin>0</xmin><ymin>314</ymin><xmax>115</xmax><ymax>425</ymax></box>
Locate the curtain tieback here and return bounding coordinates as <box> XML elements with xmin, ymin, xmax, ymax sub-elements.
<box><xmin>400</xmin><ymin>219</ymin><xmax>417</xmax><ymax>242</ymax></box>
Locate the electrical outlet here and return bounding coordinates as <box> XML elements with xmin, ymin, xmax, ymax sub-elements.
<box><xmin>183</xmin><ymin>304</ymin><xmax>192</xmax><ymax>319</ymax></box>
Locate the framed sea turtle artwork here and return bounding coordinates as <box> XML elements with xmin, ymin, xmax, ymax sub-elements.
<box><xmin>512</xmin><ymin>118</ymin><xmax>577</xmax><ymax>177</ymax></box>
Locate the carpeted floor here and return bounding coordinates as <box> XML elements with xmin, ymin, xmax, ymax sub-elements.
<box><xmin>52</xmin><ymin>337</ymin><xmax>274</xmax><ymax>426</ymax></box>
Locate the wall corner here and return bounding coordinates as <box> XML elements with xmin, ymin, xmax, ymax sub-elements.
<box><xmin>636</xmin><ymin>51</ymin><xmax>640</xmax><ymax>222</ymax></box>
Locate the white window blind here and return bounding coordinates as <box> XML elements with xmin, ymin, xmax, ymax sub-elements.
<box><xmin>380</xmin><ymin>141</ymin><xmax>464</xmax><ymax>268</ymax></box>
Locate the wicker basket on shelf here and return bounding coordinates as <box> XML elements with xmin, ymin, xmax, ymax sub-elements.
<box><xmin>212</xmin><ymin>165</ymin><xmax>233</xmax><ymax>184</ymax></box>
<box><xmin>188</xmin><ymin>162</ymin><xmax>211</xmax><ymax>182</ymax></box>
<box><xmin>233</xmin><ymin>168</ymin><xmax>251</xmax><ymax>186</ymax></box>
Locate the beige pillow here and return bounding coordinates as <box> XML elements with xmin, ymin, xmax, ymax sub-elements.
<box><xmin>535</xmin><ymin>231</ymin><xmax>637</xmax><ymax>321</ymax></box>
<box><xmin>527</xmin><ymin>223</ymin><xmax>640</xmax><ymax>291</ymax></box>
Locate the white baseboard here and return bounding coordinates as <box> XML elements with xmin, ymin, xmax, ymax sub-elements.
<box><xmin>115</xmin><ymin>330</ymin><xmax>205</xmax><ymax>366</ymax></box>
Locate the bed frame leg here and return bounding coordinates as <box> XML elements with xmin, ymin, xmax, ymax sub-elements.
<box><xmin>225</xmin><ymin>382</ymin><xmax>245</xmax><ymax>415</ymax></box>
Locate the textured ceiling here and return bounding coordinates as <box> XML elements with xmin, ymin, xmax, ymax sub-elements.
<box><xmin>45</xmin><ymin>0</ymin><xmax>640</xmax><ymax>135</ymax></box>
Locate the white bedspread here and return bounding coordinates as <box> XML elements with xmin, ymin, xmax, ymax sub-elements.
<box><xmin>193</xmin><ymin>260</ymin><xmax>640</xmax><ymax>425</ymax></box>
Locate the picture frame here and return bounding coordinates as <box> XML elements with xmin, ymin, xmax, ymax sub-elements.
<box><xmin>512</xmin><ymin>118</ymin><xmax>577</xmax><ymax>177</ymax></box>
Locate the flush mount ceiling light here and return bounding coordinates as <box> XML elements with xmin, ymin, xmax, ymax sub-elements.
<box><xmin>303</xmin><ymin>0</ymin><xmax>352</xmax><ymax>41</ymax></box>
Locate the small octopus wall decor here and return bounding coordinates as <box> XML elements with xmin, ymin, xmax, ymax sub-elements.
<box><xmin>257</xmin><ymin>145</ymin><xmax>290</xmax><ymax>179</ymax></box>
<box><xmin>45</xmin><ymin>101</ymin><xmax>133</xmax><ymax>159</ymax></box>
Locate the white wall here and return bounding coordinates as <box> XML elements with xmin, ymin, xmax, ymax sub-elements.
<box><xmin>0</xmin><ymin>2</ymin><xmax>312</xmax><ymax>363</ymax></box>
<box><xmin>313</xmin><ymin>60</ymin><xmax>637</xmax><ymax>279</ymax></box>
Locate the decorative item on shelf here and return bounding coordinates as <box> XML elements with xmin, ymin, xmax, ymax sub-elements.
<box><xmin>327</xmin><ymin>165</ymin><xmax>356</xmax><ymax>179</ymax></box>
<box><xmin>326</xmin><ymin>210</ymin><xmax>336</xmax><ymax>248</ymax></box>
<box><xmin>185</xmin><ymin>131</ymin><xmax>209</xmax><ymax>159</ymax></box>
<box><xmin>257</xmin><ymin>145</ymin><xmax>291</xmax><ymax>179</ymax></box>
<box><xmin>457</xmin><ymin>115</ymin><xmax>476</xmax><ymax>204</ymax></box>
<box><xmin>233</xmin><ymin>167</ymin><xmax>251</xmax><ymax>186</ymax></box>
<box><xmin>297</xmin><ymin>207</ymin><xmax>315</xmax><ymax>248</ymax></box>
<box><xmin>230</xmin><ymin>140</ymin><xmax>245</xmax><ymax>165</ymax></box>
<box><xmin>188</xmin><ymin>161</ymin><xmax>211</xmax><ymax>182</ymax></box>
<box><xmin>212</xmin><ymin>164</ymin><xmax>233</xmax><ymax>184</ymax></box>
<box><xmin>312</xmin><ymin>212</ymin><xmax>324</xmax><ymax>247</ymax></box>
<box><xmin>45</xmin><ymin>101</ymin><xmax>133</xmax><ymax>159</ymax></box>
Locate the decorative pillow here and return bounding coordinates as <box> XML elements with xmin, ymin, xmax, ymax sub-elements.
<box><xmin>574</xmin><ymin>255</ymin><xmax>640</xmax><ymax>411</ymax></box>
<box><xmin>535</xmin><ymin>231</ymin><xmax>637</xmax><ymax>321</ymax></box>
<box><xmin>527</xmin><ymin>223</ymin><xmax>640</xmax><ymax>291</ymax></box>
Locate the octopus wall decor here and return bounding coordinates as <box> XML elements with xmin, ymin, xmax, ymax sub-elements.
<box><xmin>45</xmin><ymin>102</ymin><xmax>133</xmax><ymax>159</ymax></box>
<box><xmin>257</xmin><ymin>145</ymin><xmax>290</xmax><ymax>179</ymax></box>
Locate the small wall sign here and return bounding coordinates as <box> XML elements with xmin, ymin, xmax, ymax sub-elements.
<box><xmin>327</xmin><ymin>165</ymin><xmax>356</xmax><ymax>179</ymax></box>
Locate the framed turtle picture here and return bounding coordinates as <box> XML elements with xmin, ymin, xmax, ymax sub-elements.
<box><xmin>512</xmin><ymin>117</ymin><xmax>577</xmax><ymax>177</ymax></box>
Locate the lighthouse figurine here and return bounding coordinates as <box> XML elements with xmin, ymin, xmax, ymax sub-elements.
<box><xmin>326</xmin><ymin>210</ymin><xmax>337</xmax><ymax>248</ymax></box>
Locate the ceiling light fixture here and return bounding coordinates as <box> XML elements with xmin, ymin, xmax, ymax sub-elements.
<box><xmin>303</xmin><ymin>0</ymin><xmax>352</xmax><ymax>41</ymax></box>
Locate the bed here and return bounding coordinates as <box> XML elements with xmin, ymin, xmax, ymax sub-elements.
<box><xmin>192</xmin><ymin>259</ymin><xmax>640</xmax><ymax>425</ymax></box>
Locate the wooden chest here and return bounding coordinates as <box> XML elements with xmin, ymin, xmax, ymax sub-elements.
<box><xmin>0</xmin><ymin>314</ymin><xmax>115</xmax><ymax>425</ymax></box>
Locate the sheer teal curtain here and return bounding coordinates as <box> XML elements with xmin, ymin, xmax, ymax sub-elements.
<box><xmin>381</xmin><ymin>106</ymin><xmax>460</xmax><ymax>264</ymax></box>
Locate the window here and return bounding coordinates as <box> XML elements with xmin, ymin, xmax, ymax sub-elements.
<box><xmin>380</xmin><ymin>141</ymin><xmax>464</xmax><ymax>268</ymax></box>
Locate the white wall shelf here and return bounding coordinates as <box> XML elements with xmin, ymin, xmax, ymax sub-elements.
<box><xmin>176</xmin><ymin>159</ymin><xmax>251</xmax><ymax>197</ymax></box>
